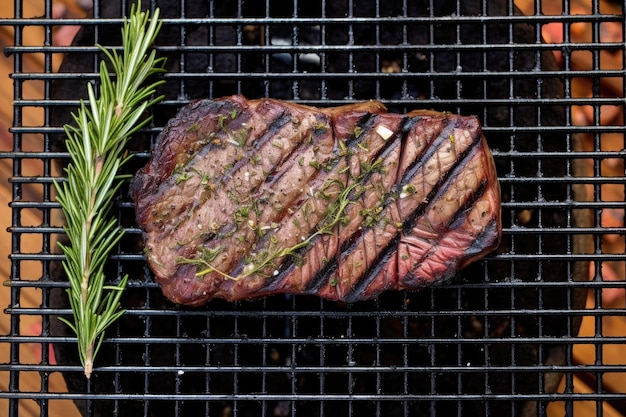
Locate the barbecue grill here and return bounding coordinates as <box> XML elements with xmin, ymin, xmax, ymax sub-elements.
<box><xmin>1</xmin><ymin>0</ymin><xmax>624</xmax><ymax>416</ymax></box>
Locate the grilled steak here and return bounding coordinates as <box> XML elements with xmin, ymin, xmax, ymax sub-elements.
<box><xmin>131</xmin><ymin>95</ymin><xmax>501</xmax><ymax>305</ymax></box>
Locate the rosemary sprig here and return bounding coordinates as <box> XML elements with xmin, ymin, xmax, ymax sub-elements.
<box><xmin>54</xmin><ymin>2</ymin><xmax>166</xmax><ymax>378</ymax></box>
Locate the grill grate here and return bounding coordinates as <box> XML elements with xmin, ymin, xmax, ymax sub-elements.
<box><xmin>1</xmin><ymin>0</ymin><xmax>625</xmax><ymax>416</ymax></box>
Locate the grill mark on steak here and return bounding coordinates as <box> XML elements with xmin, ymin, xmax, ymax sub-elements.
<box><xmin>288</xmin><ymin>116</ymin><xmax>406</xmax><ymax>298</ymax></box>
<box><xmin>397</xmin><ymin>176</ymin><xmax>487</xmax><ymax>278</ymax></box>
<box><xmin>132</xmin><ymin>95</ymin><xmax>501</xmax><ymax>304</ymax></box>
<box><xmin>245</xmin><ymin>113</ymin><xmax>387</xmax><ymax>291</ymax></box>
<box><xmin>397</xmin><ymin>155</ymin><xmax>499</xmax><ymax>288</ymax></box>
<box><xmin>394</xmin><ymin>115</ymin><xmax>444</xmax><ymax>185</ymax></box>
<box><xmin>222</xmin><ymin>110</ymin><xmax>289</xmax><ymax>177</ymax></box>
<box><xmin>324</xmin><ymin>120</ymin><xmax>476</xmax><ymax>296</ymax></box>
<box><xmin>290</xmin><ymin>115</ymin><xmax>487</xmax><ymax>300</ymax></box>
<box><xmin>228</xmin><ymin>127</ymin><xmax>339</xmax><ymax>281</ymax></box>
<box><xmin>141</xmin><ymin>99</ymin><xmax>327</xmax><ymax>296</ymax></box>
<box><xmin>397</xmin><ymin>122</ymin><xmax>456</xmax><ymax>231</ymax></box>
<box><xmin>339</xmin><ymin>122</ymin><xmax>487</xmax><ymax>300</ymax></box>
<box><xmin>206</xmin><ymin>113</ymin><xmax>332</xmax><ymax>285</ymax></box>
<box><xmin>343</xmin><ymin>236</ymin><xmax>400</xmax><ymax>303</ymax></box>
<box><xmin>228</xmin><ymin>117</ymin><xmax>334</xmax><ymax>274</ymax></box>
<box><xmin>249</xmin><ymin>113</ymin><xmax>405</xmax><ymax>295</ymax></box>
<box><xmin>299</xmin><ymin>120</ymin><xmax>407</xmax><ymax>295</ymax></box>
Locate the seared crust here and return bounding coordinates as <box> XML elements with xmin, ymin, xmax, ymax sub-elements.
<box><xmin>131</xmin><ymin>95</ymin><xmax>501</xmax><ymax>305</ymax></box>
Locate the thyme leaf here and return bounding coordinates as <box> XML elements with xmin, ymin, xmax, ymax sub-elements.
<box><xmin>53</xmin><ymin>2</ymin><xmax>166</xmax><ymax>378</ymax></box>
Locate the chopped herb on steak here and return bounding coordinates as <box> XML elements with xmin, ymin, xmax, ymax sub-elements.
<box><xmin>131</xmin><ymin>95</ymin><xmax>501</xmax><ymax>305</ymax></box>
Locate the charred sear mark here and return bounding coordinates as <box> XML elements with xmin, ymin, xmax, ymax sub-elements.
<box><xmin>338</xmin><ymin>120</ymin><xmax>484</xmax><ymax>298</ymax></box>
<box><xmin>304</xmin><ymin>250</ymin><xmax>340</xmax><ymax>294</ymax></box>
<box><xmin>343</xmin><ymin>236</ymin><xmax>399</xmax><ymax>303</ymax></box>
<box><xmin>224</xmin><ymin>110</ymin><xmax>291</xmax><ymax>178</ymax></box>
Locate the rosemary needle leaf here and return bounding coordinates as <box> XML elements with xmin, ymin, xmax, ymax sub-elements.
<box><xmin>54</xmin><ymin>1</ymin><xmax>165</xmax><ymax>378</ymax></box>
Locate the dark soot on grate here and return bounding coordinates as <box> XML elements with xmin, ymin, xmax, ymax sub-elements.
<box><xmin>48</xmin><ymin>0</ymin><xmax>590</xmax><ymax>416</ymax></box>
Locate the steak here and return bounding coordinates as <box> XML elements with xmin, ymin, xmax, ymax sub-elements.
<box><xmin>131</xmin><ymin>95</ymin><xmax>501</xmax><ymax>305</ymax></box>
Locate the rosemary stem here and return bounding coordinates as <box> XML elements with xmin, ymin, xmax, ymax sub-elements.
<box><xmin>81</xmin><ymin>157</ymin><xmax>100</xmax><ymax>306</ymax></box>
<box><xmin>84</xmin><ymin>344</ymin><xmax>94</xmax><ymax>378</ymax></box>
